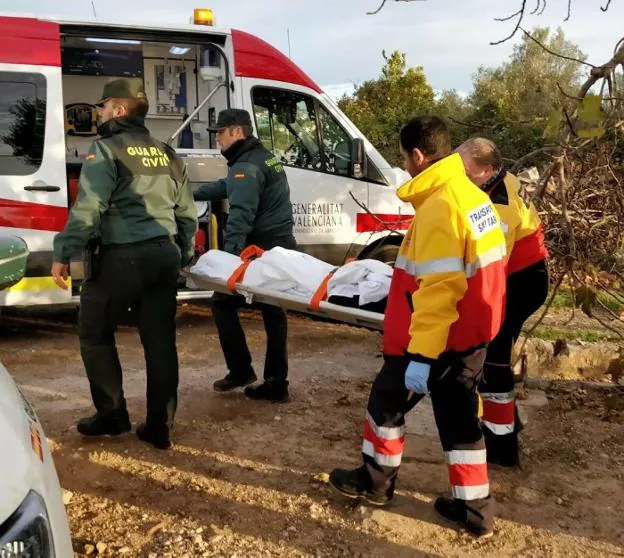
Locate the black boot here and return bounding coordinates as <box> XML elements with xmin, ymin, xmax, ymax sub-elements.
<box><xmin>329</xmin><ymin>466</ymin><xmax>393</xmax><ymax>506</ymax></box>
<box><xmin>483</xmin><ymin>427</ymin><xmax>520</xmax><ymax>468</ymax></box>
<box><xmin>244</xmin><ymin>380</ymin><xmax>289</xmax><ymax>402</ymax></box>
<box><xmin>434</xmin><ymin>496</ymin><xmax>494</xmax><ymax>538</ymax></box>
<box><xmin>77</xmin><ymin>408</ymin><xmax>131</xmax><ymax>437</ymax></box>
<box><xmin>213</xmin><ymin>371</ymin><xmax>257</xmax><ymax>392</ymax></box>
<box><xmin>136</xmin><ymin>422</ymin><xmax>171</xmax><ymax>450</ymax></box>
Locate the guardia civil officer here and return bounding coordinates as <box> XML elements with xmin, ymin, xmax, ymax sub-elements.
<box><xmin>51</xmin><ymin>79</ymin><xmax>198</xmax><ymax>449</ymax></box>
<box><xmin>194</xmin><ymin>109</ymin><xmax>295</xmax><ymax>402</ymax></box>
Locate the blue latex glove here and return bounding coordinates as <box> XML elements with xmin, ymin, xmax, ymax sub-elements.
<box><xmin>405</xmin><ymin>361</ymin><xmax>431</xmax><ymax>394</ymax></box>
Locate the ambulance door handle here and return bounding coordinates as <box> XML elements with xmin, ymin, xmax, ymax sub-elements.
<box><xmin>24</xmin><ymin>185</ymin><xmax>61</xmax><ymax>192</ymax></box>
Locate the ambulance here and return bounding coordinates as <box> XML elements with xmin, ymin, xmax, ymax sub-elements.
<box><xmin>0</xmin><ymin>9</ymin><xmax>412</xmax><ymax>307</ymax></box>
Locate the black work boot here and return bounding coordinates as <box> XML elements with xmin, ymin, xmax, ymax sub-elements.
<box><xmin>77</xmin><ymin>408</ymin><xmax>131</xmax><ymax>437</ymax></box>
<box><xmin>244</xmin><ymin>380</ymin><xmax>289</xmax><ymax>402</ymax></box>
<box><xmin>329</xmin><ymin>466</ymin><xmax>393</xmax><ymax>506</ymax></box>
<box><xmin>483</xmin><ymin>428</ymin><xmax>520</xmax><ymax>468</ymax></box>
<box><xmin>213</xmin><ymin>371</ymin><xmax>257</xmax><ymax>392</ymax></box>
<box><xmin>136</xmin><ymin>422</ymin><xmax>171</xmax><ymax>450</ymax></box>
<box><xmin>434</xmin><ymin>496</ymin><xmax>494</xmax><ymax>538</ymax></box>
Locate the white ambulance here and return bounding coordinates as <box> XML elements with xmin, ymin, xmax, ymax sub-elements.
<box><xmin>0</xmin><ymin>9</ymin><xmax>412</xmax><ymax>307</ymax></box>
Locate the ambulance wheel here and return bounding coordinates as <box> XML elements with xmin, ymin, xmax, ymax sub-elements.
<box><xmin>367</xmin><ymin>244</ymin><xmax>399</xmax><ymax>267</ymax></box>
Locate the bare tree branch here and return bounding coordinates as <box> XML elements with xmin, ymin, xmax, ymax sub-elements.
<box><xmin>579</xmin><ymin>40</ymin><xmax>624</xmax><ymax>97</ymax></box>
<box><xmin>556</xmin><ymin>156</ymin><xmax>577</xmax><ymax>256</ymax></box>
<box><xmin>554</xmin><ymin>82</ymin><xmax>624</xmax><ymax>103</ymax></box>
<box><xmin>521</xmin><ymin>28</ymin><xmax>595</xmax><ymax>68</ymax></box>
<box><xmin>562</xmin><ymin>105</ymin><xmax>578</xmax><ymax>137</ymax></box>
<box><xmin>491</xmin><ymin>0</ymin><xmax>528</xmax><ymax>45</ymax></box>
<box><xmin>496</xmin><ymin>7</ymin><xmax>525</xmax><ymax>22</ymax></box>
<box><xmin>529</xmin><ymin>0</ymin><xmax>546</xmax><ymax>16</ymax></box>
<box><xmin>367</xmin><ymin>0</ymin><xmax>387</xmax><ymax>15</ymax></box>
<box><xmin>510</xmin><ymin>145</ymin><xmax>559</xmax><ymax>172</ymax></box>
<box><xmin>596</xmin><ymin>298</ymin><xmax>624</xmax><ymax>324</ymax></box>
<box><xmin>367</xmin><ymin>0</ymin><xmax>425</xmax><ymax>15</ymax></box>
<box><xmin>534</xmin><ymin>161</ymin><xmax>557</xmax><ymax>201</ymax></box>
<box><xmin>490</xmin><ymin>0</ymin><xmax>615</xmax><ymax>43</ymax></box>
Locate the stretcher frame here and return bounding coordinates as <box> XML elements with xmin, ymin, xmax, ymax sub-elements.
<box><xmin>187</xmin><ymin>272</ymin><xmax>384</xmax><ymax>331</ymax></box>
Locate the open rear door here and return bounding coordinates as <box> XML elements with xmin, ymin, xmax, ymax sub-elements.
<box><xmin>0</xmin><ymin>17</ymin><xmax>70</xmax><ymax>306</ymax></box>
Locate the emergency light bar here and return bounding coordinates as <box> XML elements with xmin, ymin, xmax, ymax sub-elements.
<box><xmin>193</xmin><ymin>8</ymin><xmax>214</xmax><ymax>26</ymax></box>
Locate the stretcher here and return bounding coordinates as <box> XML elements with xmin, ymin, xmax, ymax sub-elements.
<box><xmin>186</xmin><ymin>272</ymin><xmax>384</xmax><ymax>331</ymax></box>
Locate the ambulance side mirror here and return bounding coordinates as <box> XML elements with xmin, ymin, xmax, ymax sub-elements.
<box><xmin>350</xmin><ymin>138</ymin><xmax>367</xmax><ymax>180</ymax></box>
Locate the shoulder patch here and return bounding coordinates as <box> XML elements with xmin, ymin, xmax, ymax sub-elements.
<box><xmin>234</xmin><ymin>173</ymin><xmax>246</xmax><ymax>179</ymax></box>
<box><xmin>466</xmin><ymin>202</ymin><xmax>500</xmax><ymax>238</ymax></box>
<box><xmin>86</xmin><ymin>153</ymin><xmax>96</xmax><ymax>161</ymax></box>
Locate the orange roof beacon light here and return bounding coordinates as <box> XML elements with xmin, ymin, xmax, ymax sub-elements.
<box><xmin>193</xmin><ymin>9</ymin><xmax>214</xmax><ymax>26</ymax></box>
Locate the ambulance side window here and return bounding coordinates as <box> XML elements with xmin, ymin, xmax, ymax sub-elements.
<box><xmin>252</xmin><ymin>87</ymin><xmax>322</xmax><ymax>171</ymax></box>
<box><xmin>0</xmin><ymin>72</ymin><xmax>46</xmax><ymax>176</ymax></box>
<box><xmin>318</xmin><ymin>105</ymin><xmax>352</xmax><ymax>176</ymax></box>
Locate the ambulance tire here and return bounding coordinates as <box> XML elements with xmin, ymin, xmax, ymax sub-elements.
<box><xmin>365</xmin><ymin>244</ymin><xmax>399</xmax><ymax>267</ymax></box>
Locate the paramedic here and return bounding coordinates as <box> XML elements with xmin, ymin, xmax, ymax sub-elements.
<box><xmin>194</xmin><ymin>109</ymin><xmax>295</xmax><ymax>402</ymax></box>
<box><xmin>51</xmin><ymin>79</ymin><xmax>198</xmax><ymax>450</ymax></box>
<box><xmin>329</xmin><ymin>116</ymin><xmax>507</xmax><ymax>538</ymax></box>
<box><xmin>458</xmin><ymin>137</ymin><xmax>549</xmax><ymax>467</ymax></box>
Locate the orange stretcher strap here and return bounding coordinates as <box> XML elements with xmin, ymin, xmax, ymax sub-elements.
<box><xmin>226</xmin><ymin>245</ymin><xmax>265</xmax><ymax>292</ymax></box>
<box><xmin>309</xmin><ymin>268</ymin><xmax>338</xmax><ymax>310</ymax></box>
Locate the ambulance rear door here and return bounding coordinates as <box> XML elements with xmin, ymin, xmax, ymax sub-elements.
<box><xmin>0</xmin><ymin>16</ymin><xmax>70</xmax><ymax>306</ymax></box>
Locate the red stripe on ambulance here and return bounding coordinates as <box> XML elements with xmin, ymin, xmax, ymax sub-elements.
<box><xmin>356</xmin><ymin>213</ymin><xmax>412</xmax><ymax>233</ymax></box>
<box><xmin>231</xmin><ymin>29</ymin><xmax>321</xmax><ymax>93</ymax></box>
<box><xmin>0</xmin><ymin>199</ymin><xmax>68</xmax><ymax>233</ymax></box>
<box><xmin>0</xmin><ymin>17</ymin><xmax>61</xmax><ymax>66</ymax></box>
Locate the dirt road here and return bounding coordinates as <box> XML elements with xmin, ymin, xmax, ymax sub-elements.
<box><xmin>1</xmin><ymin>304</ymin><xmax>623</xmax><ymax>557</ymax></box>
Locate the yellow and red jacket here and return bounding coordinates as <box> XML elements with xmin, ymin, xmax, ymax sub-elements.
<box><xmin>383</xmin><ymin>153</ymin><xmax>507</xmax><ymax>361</ymax></box>
<box><xmin>487</xmin><ymin>172</ymin><xmax>549</xmax><ymax>276</ymax></box>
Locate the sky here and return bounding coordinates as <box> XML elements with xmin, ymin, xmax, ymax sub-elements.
<box><xmin>2</xmin><ymin>0</ymin><xmax>622</xmax><ymax>99</ymax></box>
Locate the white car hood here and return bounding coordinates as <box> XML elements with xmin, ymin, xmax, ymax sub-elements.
<box><xmin>0</xmin><ymin>363</ymin><xmax>41</xmax><ymax>523</ymax></box>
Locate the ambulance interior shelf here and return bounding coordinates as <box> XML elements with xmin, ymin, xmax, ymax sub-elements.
<box><xmin>61</xmin><ymin>33</ymin><xmax>229</xmax><ymax>156</ymax></box>
<box><xmin>187</xmin><ymin>246</ymin><xmax>391</xmax><ymax>330</ymax></box>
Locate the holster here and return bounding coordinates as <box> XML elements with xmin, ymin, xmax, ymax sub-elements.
<box><xmin>83</xmin><ymin>236</ymin><xmax>102</xmax><ymax>282</ymax></box>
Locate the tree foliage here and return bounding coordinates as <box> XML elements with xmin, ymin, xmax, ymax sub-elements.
<box><xmin>338</xmin><ymin>50</ymin><xmax>434</xmax><ymax>165</ymax></box>
<box><xmin>465</xmin><ymin>27</ymin><xmax>587</xmax><ymax>160</ymax></box>
<box><xmin>2</xmin><ymin>98</ymin><xmax>46</xmax><ymax>166</ymax></box>
<box><xmin>342</xmin><ymin>24</ymin><xmax>624</xmax><ymax>342</ymax></box>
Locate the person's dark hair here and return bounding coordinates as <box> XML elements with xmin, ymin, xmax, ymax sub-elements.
<box><xmin>113</xmin><ymin>97</ymin><xmax>149</xmax><ymax>118</ymax></box>
<box><xmin>240</xmin><ymin>124</ymin><xmax>253</xmax><ymax>137</ymax></box>
<box><xmin>399</xmin><ymin>116</ymin><xmax>452</xmax><ymax>161</ymax></box>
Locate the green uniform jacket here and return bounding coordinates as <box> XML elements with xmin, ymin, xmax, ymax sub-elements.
<box><xmin>194</xmin><ymin>137</ymin><xmax>294</xmax><ymax>255</ymax></box>
<box><xmin>53</xmin><ymin>117</ymin><xmax>198</xmax><ymax>265</ymax></box>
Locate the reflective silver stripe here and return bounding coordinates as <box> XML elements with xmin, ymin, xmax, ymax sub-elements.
<box><xmin>395</xmin><ymin>254</ymin><xmax>419</xmax><ymax>275</ymax></box>
<box><xmin>445</xmin><ymin>449</ymin><xmax>487</xmax><ymax>466</ymax></box>
<box><xmin>362</xmin><ymin>440</ymin><xmax>403</xmax><ymax>467</ymax></box>
<box><xmin>395</xmin><ymin>254</ymin><xmax>464</xmax><ymax>277</ymax></box>
<box><xmin>482</xmin><ymin>420</ymin><xmax>515</xmax><ymax>435</ymax></box>
<box><xmin>366</xmin><ymin>412</ymin><xmax>405</xmax><ymax>441</ymax></box>
<box><xmin>480</xmin><ymin>392</ymin><xmax>515</xmax><ymax>405</ymax></box>
<box><xmin>465</xmin><ymin>244</ymin><xmax>506</xmax><ymax>278</ymax></box>
<box><xmin>452</xmin><ymin>483</ymin><xmax>490</xmax><ymax>500</ymax></box>
<box><xmin>394</xmin><ymin>254</ymin><xmax>411</xmax><ymax>272</ymax></box>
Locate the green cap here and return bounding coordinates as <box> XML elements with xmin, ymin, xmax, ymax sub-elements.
<box><xmin>208</xmin><ymin>108</ymin><xmax>252</xmax><ymax>132</ymax></box>
<box><xmin>95</xmin><ymin>79</ymin><xmax>147</xmax><ymax>107</ymax></box>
